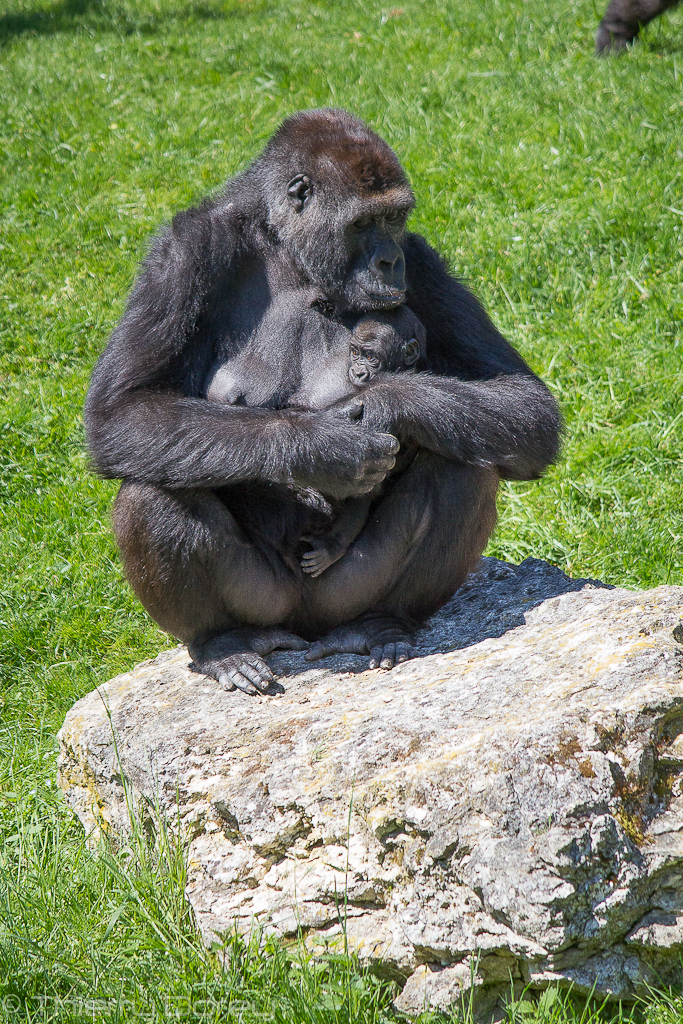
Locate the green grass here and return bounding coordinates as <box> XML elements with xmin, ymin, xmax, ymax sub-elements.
<box><xmin>1</xmin><ymin>0</ymin><xmax>683</xmax><ymax>1019</ymax></box>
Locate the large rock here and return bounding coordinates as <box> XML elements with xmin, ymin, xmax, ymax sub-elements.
<box><xmin>57</xmin><ymin>558</ymin><xmax>683</xmax><ymax>1016</ymax></box>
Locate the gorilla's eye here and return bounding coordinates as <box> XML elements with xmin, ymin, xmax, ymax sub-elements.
<box><xmin>362</xmin><ymin>349</ymin><xmax>379</xmax><ymax>362</ymax></box>
<box><xmin>350</xmin><ymin>344</ymin><xmax>361</xmax><ymax>359</ymax></box>
<box><xmin>353</xmin><ymin>216</ymin><xmax>373</xmax><ymax>230</ymax></box>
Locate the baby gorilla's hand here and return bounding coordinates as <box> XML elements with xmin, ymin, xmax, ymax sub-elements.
<box><xmin>300</xmin><ymin>535</ymin><xmax>346</xmax><ymax>577</ymax></box>
<box><xmin>328</xmin><ymin>395</ymin><xmax>364</xmax><ymax>421</ymax></box>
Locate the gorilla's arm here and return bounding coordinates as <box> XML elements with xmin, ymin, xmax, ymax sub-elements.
<box><xmin>85</xmin><ymin>204</ymin><xmax>397</xmax><ymax>496</ymax></box>
<box><xmin>348</xmin><ymin>234</ymin><xmax>561</xmax><ymax>481</ymax></box>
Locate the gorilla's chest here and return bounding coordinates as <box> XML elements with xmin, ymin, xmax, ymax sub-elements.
<box><xmin>205</xmin><ymin>299</ymin><xmax>355</xmax><ymax>412</ymax></box>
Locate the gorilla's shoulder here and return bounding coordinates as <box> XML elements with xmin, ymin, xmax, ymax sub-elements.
<box><xmin>143</xmin><ymin>197</ymin><xmax>248</xmax><ymax>277</ymax></box>
<box><xmin>403</xmin><ymin>231</ymin><xmax>462</xmax><ymax>293</ymax></box>
<box><xmin>403</xmin><ymin>231</ymin><xmax>449</xmax><ymax>269</ymax></box>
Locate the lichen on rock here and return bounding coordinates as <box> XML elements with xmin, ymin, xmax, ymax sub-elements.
<box><xmin>57</xmin><ymin>557</ymin><xmax>683</xmax><ymax>1017</ymax></box>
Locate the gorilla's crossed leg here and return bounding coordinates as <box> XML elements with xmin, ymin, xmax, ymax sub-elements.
<box><xmin>113</xmin><ymin>457</ymin><xmax>498</xmax><ymax>692</ymax></box>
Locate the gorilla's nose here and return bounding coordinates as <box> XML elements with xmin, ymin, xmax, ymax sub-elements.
<box><xmin>349</xmin><ymin>366</ymin><xmax>371</xmax><ymax>385</ymax></box>
<box><xmin>372</xmin><ymin>241</ymin><xmax>405</xmax><ymax>287</ymax></box>
<box><xmin>378</xmin><ymin>252</ymin><xmax>399</xmax><ymax>272</ymax></box>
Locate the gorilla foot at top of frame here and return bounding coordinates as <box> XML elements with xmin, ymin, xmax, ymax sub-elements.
<box><xmin>596</xmin><ymin>0</ymin><xmax>680</xmax><ymax>52</ymax></box>
<box><xmin>86</xmin><ymin>107</ymin><xmax>561</xmax><ymax>695</ymax></box>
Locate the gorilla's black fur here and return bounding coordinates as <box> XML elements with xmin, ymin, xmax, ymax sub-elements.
<box><xmin>596</xmin><ymin>0</ymin><xmax>680</xmax><ymax>51</ymax></box>
<box><xmin>85</xmin><ymin>108</ymin><xmax>561</xmax><ymax>694</ymax></box>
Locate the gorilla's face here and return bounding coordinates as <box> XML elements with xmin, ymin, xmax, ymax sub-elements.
<box><xmin>342</xmin><ymin>205</ymin><xmax>410</xmax><ymax>310</ymax></box>
<box><xmin>270</xmin><ymin>172</ymin><xmax>414</xmax><ymax>314</ymax></box>
<box><xmin>348</xmin><ymin>311</ymin><xmax>423</xmax><ymax>385</ymax></box>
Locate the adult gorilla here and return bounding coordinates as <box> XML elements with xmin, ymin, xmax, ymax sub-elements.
<box><xmin>85</xmin><ymin>109</ymin><xmax>561</xmax><ymax>695</ymax></box>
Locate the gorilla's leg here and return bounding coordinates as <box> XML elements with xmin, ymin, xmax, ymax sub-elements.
<box><xmin>596</xmin><ymin>0</ymin><xmax>680</xmax><ymax>51</ymax></box>
<box><xmin>305</xmin><ymin>455</ymin><xmax>498</xmax><ymax>669</ymax></box>
<box><xmin>112</xmin><ymin>481</ymin><xmax>307</xmax><ymax>694</ymax></box>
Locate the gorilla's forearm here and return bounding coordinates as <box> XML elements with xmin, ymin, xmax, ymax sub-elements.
<box><xmin>85</xmin><ymin>391</ymin><xmax>398</xmax><ymax>494</ymax></box>
<box><xmin>361</xmin><ymin>372</ymin><xmax>562</xmax><ymax>480</ymax></box>
<box><xmin>86</xmin><ymin>392</ymin><xmax>291</xmax><ymax>486</ymax></box>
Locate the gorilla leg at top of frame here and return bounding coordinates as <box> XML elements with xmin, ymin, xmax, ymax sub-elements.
<box><xmin>596</xmin><ymin>0</ymin><xmax>680</xmax><ymax>51</ymax></box>
<box><xmin>86</xmin><ymin>108</ymin><xmax>561</xmax><ymax>695</ymax></box>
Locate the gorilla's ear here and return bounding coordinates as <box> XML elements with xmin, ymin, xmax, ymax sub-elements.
<box><xmin>286</xmin><ymin>174</ymin><xmax>312</xmax><ymax>212</ymax></box>
<box><xmin>404</xmin><ymin>339</ymin><xmax>421</xmax><ymax>366</ymax></box>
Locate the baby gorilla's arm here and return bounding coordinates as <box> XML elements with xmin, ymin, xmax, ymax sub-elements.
<box><xmin>301</xmin><ymin>495</ymin><xmax>373</xmax><ymax>577</ymax></box>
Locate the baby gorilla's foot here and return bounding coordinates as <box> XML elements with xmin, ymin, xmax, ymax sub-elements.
<box><xmin>189</xmin><ymin>628</ymin><xmax>308</xmax><ymax>696</ymax></box>
<box><xmin>306</xmin><ymin>614</ymin><xmax>416</xmax><ymax>670</ymax></box>
<box><xmin>300</xmin><ymin>536</ymin><xmax>345</xmax><ymax>578</ymax></box>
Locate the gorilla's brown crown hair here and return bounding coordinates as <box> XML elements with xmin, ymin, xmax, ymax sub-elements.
<box><xmin>264</xmin><ymin>108</ymin><xmax>412</xmax><ymax>197</ymax></box>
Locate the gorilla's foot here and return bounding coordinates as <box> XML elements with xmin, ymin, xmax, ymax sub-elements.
<box><xmin>595</xmin><ymin>23</ymin><xmax>634</xmax><ymax>52</ymax></box>
<box><xmin>245</xmin><ymin>628</ymin><xmax>310</xmax><ymax>657</ymax></box>
<box><xmin>189</xmin><ymin>628</ymin><xmax>308</xmax><ymax>696</ymax></box>
<box><xmin>306</xmin><ymin>614</ymin><xmax>416</xmax><ymax>670</ymax></box>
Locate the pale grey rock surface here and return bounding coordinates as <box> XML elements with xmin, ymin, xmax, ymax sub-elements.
<box><xmin>57</xmin><ymin>557</ymin><xmax>683</xmax><ymax>1016</ymax></box>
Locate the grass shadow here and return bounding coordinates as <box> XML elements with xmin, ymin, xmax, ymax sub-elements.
<box><xmin>0</xmin><ymin>0</ymin><xmax>112</xmax><ymax>42</ymax></box>
<box><xmin>0</xmin><ymin>0</ymin><xmax>256</xmax><ymax>44</ymax></box>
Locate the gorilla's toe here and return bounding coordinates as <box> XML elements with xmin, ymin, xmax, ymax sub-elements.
<box><xmin>306</xmin><ymin>614</ymin><xmax>416</xmax><ymax>671</ymax></box>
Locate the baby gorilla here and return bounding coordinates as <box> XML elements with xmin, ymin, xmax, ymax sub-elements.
<box><xmin>205</xmin><ymin>297</ymin><xmax>426</xmax><ymax>577</ymax></box>
<box><xmin>301</xmin><ymin>306</ymin><xmax>426</xmax><ymax>578</ymax></box>
<box><xmin>347</xmin><ymin>308</ymin><xmax>423</xmax><ymax>385</ymax></box>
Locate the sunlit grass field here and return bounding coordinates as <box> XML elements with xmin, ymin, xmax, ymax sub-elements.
<box><xmin>1</xmin><ymin>0</ymin><xmax>683</xmax><ymax>1019</ymax></box>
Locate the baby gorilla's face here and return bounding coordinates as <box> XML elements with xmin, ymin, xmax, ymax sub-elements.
<box><xmin>348</xmin><ymin>318</ymin><xmax>421</xmax><ymax>386</ymax></box>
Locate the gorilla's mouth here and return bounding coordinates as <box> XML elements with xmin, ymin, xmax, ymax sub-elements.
<box><xmin>361</xmin><ymin>287</ymin><xmax>405</xmax><ymax>307</ymax></box>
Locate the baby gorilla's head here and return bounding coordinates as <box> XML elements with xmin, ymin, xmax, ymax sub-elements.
<box><xmin>348</xmin><ymin>306</ymin><xmax>426</xmax><ymax>386</ymax></box>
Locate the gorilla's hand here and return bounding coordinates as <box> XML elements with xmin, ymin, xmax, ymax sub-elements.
<box><xmin>291</xmin><ymin>413</ymin><xmax>399</xmax><ymax>499</ymax></box>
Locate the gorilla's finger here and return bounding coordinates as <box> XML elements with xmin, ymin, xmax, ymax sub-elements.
<box><xmin>302</xmin><ymin>557</ymin><xmax>328</xmax><ymax>575</ymax></box>
<box><xmin>358</xmin><ymin>471</ymin><xmax>392</xmax><ymax>489</ymax></box>
<box><xmin>249</xmin><ymin>631</ymin><xmax>307</xmax><ymax>655</ymax></box>
<box><xmin>374</xmin><ymin>433</ymin><xmax>400</xmax><ymax>456</ymax></box>
<box><xmin>395</xmin><ymin>643</ymin><xmax>415</xmax><ymax>663</ymax></box>
<box><xmin>269</xmin><ymin>631</ymin><xmax>309</xmax><ymax>652</ymax></box>
<box><xmin>302</xmin><ymin>558</ymin><xmax>329</xmax><ymax>573</ymax></box>
<box><xmin>368</xmin><ymin>645</ymin><xmax>384</xmax><ymax>670</ymax></box>
<box><xmin>229</xmin><ymin>670</ymin><xmax>258</xmax><ymax>695</ymax></box>
<box><xmin>218</xmin><ymin>672</ymin><xmax>237</xmax><ymax>691</ymax></box>
<box><xmin>355</xmin><ymin>466</ymin><xmax>393</xmax><ymax>485</ymax></box>
<box><xmin>241</xmin><ymin>667</ymin><xmax>273</xmax><ymax>693</ymax></box>
<box><xmin>380</xmin><ymin>644</ymin><xmax>396</xmax><ymax>670</ymax></box>
<box><xmin>301</xmin><ymin>551</ymin><xmax>323</xmax><ymax>563</ymax></box>
<box><xmin>242</xmin><ymin>656</ymin><xmax>276</xmax><ymax>686</ymax></box>
<box><xmin>331</xmin><ymin>397</ymin><xmax>364</xmax><ymax>421</ymax></box>
<box><xmin>305</xmin><ymin>639</ymin><xmax>336</xmax><ymax>661</ymax></box>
